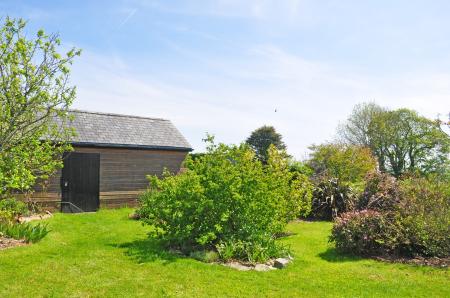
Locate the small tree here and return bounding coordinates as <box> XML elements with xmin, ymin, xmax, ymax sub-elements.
<box><xmin>0</xmin><ymin>17</ymin><xmax>80</xmax><ymax>198</ymax></box>
<box><xmin>307</xmin><ymin>143</ymin><xmax>377</xmax><ymax>188</ymax></box>
<box><xmin>246</xmin><ymin>125</ymin><xmax>286</xmax><ymax>163</ymax></box>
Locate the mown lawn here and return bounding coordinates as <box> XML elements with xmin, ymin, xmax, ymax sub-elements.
<box><xmin>0</xmin><ymin>209</ymin><xmax>448</xmax><ymax>297</ymax></box>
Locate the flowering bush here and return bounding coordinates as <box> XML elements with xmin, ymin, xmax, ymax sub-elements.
<box><xmin>331</xmin><ymin>174</ymin><xmax>450</xmax><ymax>258</ymax></box>
<box><xmin>357</xmin><ymin>171</ymin><xmax>401</xmax><ymax>212</ymax></box>
<box><xmin>330</xmin><ymin>210</ymin><xmax>403</xmax><ymax>256</ymax></box>
<box><xmin>138</xmin><ymin>137</ymin><xmax>313</xmax><ymax>262</ymax></box>
<box><xmin>398</xmin><ymin>177</ymin><xmax>450</xmax><ymax>257</ymax></box>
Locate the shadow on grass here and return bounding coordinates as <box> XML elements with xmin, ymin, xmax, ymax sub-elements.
<box><xmin>113</xmin><ymin>238</ymin><xmax>180</xmax><ymax>264</ymax></box>
<box><xmin>275</xmin><ymin>231</ymin><xmax>298</xmax><ymax>239</ymax></box>
<box><xmin>318</xmin><ymin>247</ymin><xmax>363</xmax><ymax>263</ymax></box>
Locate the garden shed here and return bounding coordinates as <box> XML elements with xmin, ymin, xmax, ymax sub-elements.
<box><xmin>30</xmin><ymin>110</ymin><xmax>192</xmax><ymax>213</ymax></box>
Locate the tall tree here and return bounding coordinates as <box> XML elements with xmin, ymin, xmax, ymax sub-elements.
<box><xmin>338</xmin><ymin>102</ymin><xmax>385</xmax><ymax>147</ymax></box>
<box><xmin>246</xmin><ymin>125</ymin><xmax>286</xmax><ymax>163</ymax></box>
<box><xmin>340</xmin><ymin>103</ymin><xmax>450</xmax><ymax>177</ymax></box>
<box><xmin>0</xmin><ymin>17</ymin><xmax>80</xmax><ymax>198</ymax></box>
<box><xmin>369</xmin><ymin>109</ymin><xmax>449</xmax><ymax>177</ymax></box>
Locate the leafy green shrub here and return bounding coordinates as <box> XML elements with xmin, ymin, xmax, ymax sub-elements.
<box><xmin>216</xmin><ymin>238</ymin><xmax>290</xmax><ymax>263</ymax></box>
<box><xmin>0</xmin><ymin>222</ymin><xmax>49</xmax><ymax>243</ymax></box>
<box><xmin>189</xmin><ymin>250</ymin><xmax>219</xmax><ymax>263</ymax></box>
<box><xmin>0</xmin><ymin>198</ymin><xmax>47</xmax><ymax>243</ymax></box>
<box><xmin>289</xmin><ymin>160</ymin><xmax>313</xmax><ymax>177</ymax></box>
<box><xmin>138</xmin><ymin>137</ymin><xmax>312</xmax><ymax>262</ymax></box>
<box><xmin>0</xmin><ymin>198</ymin><xmax>28</xmax><ymax>214</ymax></box>
<box><xmin>309</xmin><ymin>177</ymin><xmax>357</xmax><ymax>220</ymax></box>
<box><xmin>188</xmin><ymin>152</ymin><xmax>207</xmax><ymax>162</ymax></box>
<box><xmin>0</xmin><ymin>198</ymin><xmax>28</xmax><ymax>224</ymax></box>
<box><xmin>0</xmin><ymin>210</ymin><xmax>12</xmax><ymax>225</ymax></box>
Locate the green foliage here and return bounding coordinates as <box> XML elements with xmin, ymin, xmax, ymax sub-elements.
<box><xmin>331</xmin><ymin>173</ymin><xmax>450</xmax><ymax>258</ymax></box>
<box><xmin>0</xmin><ymin>17</ymin><xmax>80</xmax><ymax>198</ymax></box>
<box><xmin>0</xmin><ymin>222</ymin><xmax>49</xmax><ymax>243</ymax></box>
<box><xmin>0</xmin><ymin>210</ymin><xmax>11</xmax><ymax>225</ymax></box>
<box><xmin>369</xmin><ymin>109</ymin><xmax>450</xmax><ymax>177</ymax></box>
<box><xmin>188</xmin><ymin>152</ymin><xmax>207</xmax><ymax>162</ymax></box>
<box><xmin>339</xmin><ymin>102</ymin><xmax>386</xmax><ymax>148</ymax></box>
<box><xmin>189</xmin><ymin>250</ymin><xmax>219</xmax><ymax>263</ymax></box>
<box><xmin>216</xmin><ymin>238</ymin><xmax>291</xmax><ymax>263</ymax></box>
<box><xmin>308</xmin><ymin>143</ymin><xmax>377</xmax><ymax>188</ymax></box>
<box><xmin>398</xmin><ymin>176</ymin><xmax>450</xmax><ymax>257</ymax></box>
<box><xmin>289</xmin><ymin>160</ymin><xmax>313</xmax><ymax>177</ymax></box>
<box><xmin>0</xmin><ymin>198</ymin><xmax>28</xmax><ymax>223</ymax></box>
<box><xmin>138</xmin><ymin>136</ymin><xmax>312</xmax><ymax>262</ymax></box>
<box><xmin>306</xmin><ymin>143</ymin><xmax>375</xmax><ymax>220</ymax></box>
<box><xmin>340</xmin><ymin>103</ymin><xmax>450</xmax><ymax>177</ymax></box>
<box><xmin>310</xmin><ymin>177</ymin><xmax>357</xmax><ymax>220</ymax></box>
<box><xmin>0</xmin><ymin>139</ymin><xmax>72</xmax><ymax>196</ymax></box>
<box><xmin>246</xmin><ymin>125</ymin><xmax>287</xmax><ymax>163</ymax></box>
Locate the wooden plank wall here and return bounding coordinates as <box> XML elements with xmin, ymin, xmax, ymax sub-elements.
<box><xmin>27</xmin><ymin>146</ymin><xmax>188</xmax><ymax>210</ymax></box>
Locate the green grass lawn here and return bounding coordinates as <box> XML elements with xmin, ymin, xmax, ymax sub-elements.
<box><xmin>0</xmin><ymin>209</ymin><xmax>448</xmax><ymax>297</ymax></box>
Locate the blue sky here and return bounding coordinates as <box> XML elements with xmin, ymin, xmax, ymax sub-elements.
<box><xmin>2</xmin><ymin>0</ymin><xmax>450</xmax><ymax>157</ymax></box>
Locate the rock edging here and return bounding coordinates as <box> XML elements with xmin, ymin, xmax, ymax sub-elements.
<box><xmin>222</xmin><ymin>256</ymin><xmax>293</xmax><ymax>271</ymax></box>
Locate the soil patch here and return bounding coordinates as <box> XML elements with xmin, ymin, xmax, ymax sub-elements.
<box><xmin>0</xmin><ymin>237</ymin><xmax>27</xmax><ymax>250</ymax></box>
<box><xmin>19</xmin><ymin>212</ymin><xmax>52</xmax><ymax>223</ymax></box>
<box><xmin>373</xmin><ymin>255</ymin><xmax>449</xmax><ymax>268</ymax></box>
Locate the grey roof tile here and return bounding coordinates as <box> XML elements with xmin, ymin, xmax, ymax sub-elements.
<box><xmin>57</xmin><ymin>110</ymin><xmax>192</xmax><ymax>151</ymax></box>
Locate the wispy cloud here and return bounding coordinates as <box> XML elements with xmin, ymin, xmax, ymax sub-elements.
<box><xmin>70</xmin><ymin>46</ymin><xmax>450</xmax><ymax>157</ymax></box>
<box><xmin>2</xmin><ymin>1</ymin><xmax>449</xmax><ymax>156</ymax></box>
<box><xmin>119</xmin><ymin>8</ymin><xmax>138</xmax><ymax>28</ymax></box>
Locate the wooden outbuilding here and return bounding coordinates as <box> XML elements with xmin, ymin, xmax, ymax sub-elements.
<box><xmin>30</xmin><ymin>110</ymin><xmax>192</xmax><ymax>212</ymax></box>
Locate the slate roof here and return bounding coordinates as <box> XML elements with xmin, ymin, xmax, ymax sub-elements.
<box><xmin>61</xmin><ymin>110</ymin><xmax>192</xmax><ymax>151</ymax></box>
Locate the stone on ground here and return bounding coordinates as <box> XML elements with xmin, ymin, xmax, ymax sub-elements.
<box><xmin>254</xmin><ymin>264</ymin><xmax>276</xmax><ymax>271</ymax></box>
<box><xmin>224</xmin><ymin>262</ymin><xmax>252</xmax><ymax>271</ymax></box>
<box><xmin>274</xmin><ymin>258</ymin><xmax>290</xmax><ymax>269</ymax></box>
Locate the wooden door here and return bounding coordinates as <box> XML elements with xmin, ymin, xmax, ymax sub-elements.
<box><xmin>61</xmin><ymin>152</ymin><xmax>100</xmax><ymax>213</ymax></box>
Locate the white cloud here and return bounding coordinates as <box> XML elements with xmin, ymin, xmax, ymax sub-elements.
<box><xmin>119</xmin><ymin>8</ymin><xmax>138</xmax><ymax>28</ymax></box>
<box><xmin>70</xmin><ymin>46</ymin><xmax>450</xmax><ymax>158</ymax></box>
